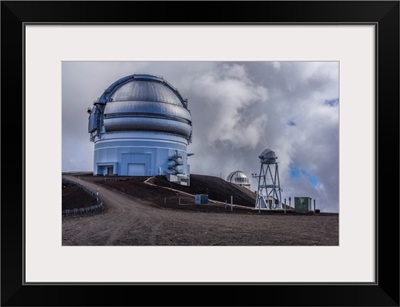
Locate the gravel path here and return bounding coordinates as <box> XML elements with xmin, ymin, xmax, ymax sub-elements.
<box><xmin>62</xmin><ymin>175</ymin><xmax>339</xmax><ymax>246</ymax></box>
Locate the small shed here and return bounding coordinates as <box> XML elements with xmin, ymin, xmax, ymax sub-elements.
<box><xmin>294</xmin><ymin>197</ymin><xmax>313</xmax><ymax>213</ymax></box>
<box><xmin>195</xmin><ymin>194</ymin><xmax>208</xmax><ymax>205</ymax></box>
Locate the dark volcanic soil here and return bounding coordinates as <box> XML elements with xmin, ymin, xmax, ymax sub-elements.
<box><xmin>79</xmin><ymin>174</ymin><xmax>259</xmax><ymax>213</ymax></box>
<box><xmin>150</xmin><ymin>174</ymin><xmax>257</xmax><ymax>207</ymax></box>
<box><xmin>62</xmin><ymin>174</ymin><xmax>339</xmax><ymax>246</ymax></box>
<box><xmin>62</xmin><ymin>179</ymin><xmax>97</xmax><ymax>210</ymax></box>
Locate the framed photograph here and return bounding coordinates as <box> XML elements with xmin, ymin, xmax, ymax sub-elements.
<box><xmin>2</xmin><ymin>1</ymin><xmax>399</xmax><ymax>306</ymax></box>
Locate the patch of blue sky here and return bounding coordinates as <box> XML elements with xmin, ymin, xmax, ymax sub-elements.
<box><xmin>307</xmin><ymin>175</ymin><xmax>319</xmax><ymax>187</ymax></box>
<box><xmin>289</xmin><ymin>163</ymin><xmax>319</xmax><ymax>187</ymax></box>
<box><xmin>289</xmin><ymin>165</ymin><xmax>301</xmax><ymax>179</ymax></box>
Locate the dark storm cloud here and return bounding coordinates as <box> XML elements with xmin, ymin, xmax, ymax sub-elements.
<box><xmin>62</xmin><ymin>61</ymin><xmax>339</xmax><ymax>212</ymax></box>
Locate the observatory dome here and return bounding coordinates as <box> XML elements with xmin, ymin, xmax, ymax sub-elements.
<box><xmin>98</xmin><ymin>74</ymin><xmax>192</xmax><ymax>140</ymax></box>
<box><xmin>109</xmin><ymin>76</ymin><xmax>185</xmax><ymax>105</ymax></box>
<box><xmin>88</xmin><ymin>73</ymin><xmax>193</xmax><ymax>184</ymax></box>
<box><xmin>259</xmin><ymin>148</ymin><xmax>277</xmax><ymax>164</ymax></box>
<box><xmin>227</xmin><ymin>171</ymin><xmax>251</xmax><ymax>189</ymax></box>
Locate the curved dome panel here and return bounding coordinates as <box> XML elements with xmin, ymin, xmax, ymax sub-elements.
<box><xmin>104</xmin><ymin>117</ymin><xmax>192</xmax><ymax>137</ymax></box>
<box><xmin>104</xmin><ymin>101</ymin><xmax>191</xmax><ymax>123</ymax></box>
<box><xmin>89</xmin><ymin>74</ymin><xmax>193</xmax><ymax>141</ymax></box>
<box><xmin>110</xmin><ymin>80</ymin><xmax>185</xmax><ymax>106</ymax></box>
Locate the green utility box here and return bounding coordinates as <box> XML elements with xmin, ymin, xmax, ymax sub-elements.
<box><xmin>294</xmin><ymin>197</ymin><xmax>313</xmax><ymax>213</ymax></box>
<box><xmin>195</xmin><ymin>194</ymin><xmax>208</xmax><ymax>205</ymax></box>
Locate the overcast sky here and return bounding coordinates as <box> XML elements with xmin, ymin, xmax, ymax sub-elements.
<box><xmin>62</xmin><ymin>61</ymin><xmax>339</xmax><ymax>213</ymax></box>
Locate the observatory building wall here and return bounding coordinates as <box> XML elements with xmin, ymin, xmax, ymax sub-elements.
<box><xmin>93</xmin><ymin>132</ymin><xmax>189</xmax><ymax>176</ymax></box>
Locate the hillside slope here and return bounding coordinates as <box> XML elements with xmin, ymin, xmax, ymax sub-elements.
<box><xmin>149</xmin><ymin>174</ymin><xmax>256</xmax><ymax>207</ymax></box>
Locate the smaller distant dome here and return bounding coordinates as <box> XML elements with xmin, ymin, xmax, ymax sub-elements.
<box><xmin>227</xmin><ymin>171</ymin><xmax>250</xmax><ymax>184</ymax></box>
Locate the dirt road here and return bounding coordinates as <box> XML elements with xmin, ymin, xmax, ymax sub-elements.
<box><xmin>62</xmin><ymin>175</ymin><xmax>339</xmax><ymax>246</ymax></box>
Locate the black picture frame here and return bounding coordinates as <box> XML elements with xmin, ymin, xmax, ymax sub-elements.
<box><xmin>1</xmin><ymin>1</ymin><xmax>399</xmax><ymax>306</ymax></box>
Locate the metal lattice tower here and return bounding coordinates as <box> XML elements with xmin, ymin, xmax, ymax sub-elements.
<box><xmin>254</xmin><ymin>148</ymin><xmax>283</xmax><ymax>212</ymax></box>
